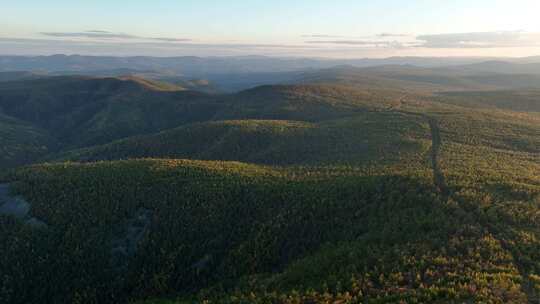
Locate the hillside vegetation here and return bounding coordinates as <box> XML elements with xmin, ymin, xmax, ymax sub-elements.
<box><xmin>0</xmin><ymin>113</ymin><xmax>58</xmax><ymax>169</ymax></box>
<box><xmin>0</xmin><ymin>66</ymin><xmax>539</xmax><ymax>303</ymax></box>
<box><xmin>296</xmin><ymin>65</ymin><xmax>540</xmax><ymax>92</ymax></box>
<box><xmin>435</xmin><ymin>90</ymin><xmax>540</xmax><ymax>112</ymax></box>
<box><xmin>57</xmin><ymin>111</ymin><xmax>428</xmax><ymax>166</ymax></box>
<box><xmin>0</xmin><ymin>76</ymin><xmax>222</xmax><ymax>150</ymax></box>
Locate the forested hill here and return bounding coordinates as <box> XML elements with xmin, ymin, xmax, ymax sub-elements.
<box><xmin>0</xmin><ymin>68</ymin><xmax>539</xmax><ymax>303</ymax></box>
<box><xmin>0</xmin><ymin>76</ymin><xmax>223</xmax><ymax>167</ymax></box>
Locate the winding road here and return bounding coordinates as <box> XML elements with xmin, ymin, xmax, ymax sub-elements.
<box><xmin>427</xmin><ymin>118</ymin><xmax>449</xmax><ymax>197</ymax></box>
<box><xmin>389</xmin><ymin>96</ymin><xmax>536</xmax><ymax>303</ymax></box>
<box><xmin>387</xmin><ymin>95</ymin><xmax>448</xmax><ymax>195</ymax></box>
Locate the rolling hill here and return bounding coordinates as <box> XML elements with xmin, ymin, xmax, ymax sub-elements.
<box><xmin>0</xmin><ymin>76</ymin><xmax>223</xmax><ymax>149</ymax></box>
<box><xmin>56</xmin><ymin>115</ymin><xmax>428</xmax><ymax>166</ymax></box>
<box><xmin>447</xmin><ymin>60</ymin><xmax>540</xmax><ymax>75</ymax></box>
<box><xmin>435</xmin><ymin>90</ymin><xmax>540</xmax><ymax>112</ymax></box>
<box><xmin>3</xmin><ymin>115</ymin><xmax>539</xmax><ymax>303</ymax></box>
<box><xmin>295</xmin><ymin>65</ymin><xmax>540</xmax><ymax>92</ymax></box>
<box><xmin>0</xmin><ymin>71</ymin><xmax>46</xmax><ymax>82</ymax></box>
<box><xmin>0</xmin><ymin>68</ymin><xmax>539</xmax><ymax>303</ymax></box>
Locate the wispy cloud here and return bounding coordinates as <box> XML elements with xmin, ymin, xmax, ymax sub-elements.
<box><xmin>304</xmin><ymin>40</ymin><xmax>413</xmax><ymax>48</ymax></box>
<box><xmin>305</xmin><ymin>40</ymin><xmax>400</xmax><ymax>46</ymax></box>
<box><xmin>303</xmin><ymin>32</ymin><xmax>416</xmax><ymax>49</ymax></box>
<box><xmin>42</xmin><ymin>30</ymin><xmax>540</xmax><ymax>51</ymax></box>
<box><xmin>151</xmin><ymin>37</ymin><xmax>192</xmax><ymax>42</ymax></box>
<box><xmin>0</xmin><ymin>37</ymin><xmax>320</xmax><ymax>57</ymax></box>
<box><xmin>417</xmin><ymin>31</ymin><xmax>540</xmax><ymax>48</ymax></box>
<box><xmin>3</xmin><ymin>30</ymin><xmax>540</xmax><ymax>58</ymax></box>
<box><xmin>302</xmin><ymin>34</ymin><xmax>345</xmax><ymax>38</ymax></box>
<box><xmin>304</xmin><ymin>31</ymin><xmax>540</xmax><ymax>49</ymax></box>
<box><xmin>40</xmin><ymin>30</ymin><xmax>192</xmax><ymax>42</ymax></box>
<box><xmin>41</xmin><ymin>31</ymin><xmax>138</xmax><ymax>39</ymax></box>
<box><xmin>86</xmin><ymin>30</ymin><xmax>114</xmax><ymax>34</ymax></box>
<box><xmin>305</xmin><ymin>40</ymin><xmax>376</xmax><ymax>45</ymax></box>
<box><xmin>377</xmin><ymin>33</ymin><xmax>409</xmax><ymax>38</ymax></box>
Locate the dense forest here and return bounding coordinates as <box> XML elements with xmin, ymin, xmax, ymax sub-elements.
<box><xmin>0</xmin><ymin>63</ymin><xmax>539</xmax><ymax>303</ymax></box>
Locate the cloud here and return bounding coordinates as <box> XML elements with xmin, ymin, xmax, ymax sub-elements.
<box><xmin>40</xmin><ymin>30</ymin><xmax>192</xmax><ymax>42</ymax></box>
<box><xmin>0</xmin><ymin>37</ymin><xmax>319</xmax><ymax>58</ymax></box>
<box><xmin>302</xmin><ymin>31</ymin><xmax>540</xmax><ymax>49</ymax></box>
<box><xmin>86</xmin><ymin>30</ymin><xmax>113</xmax><ymax>34</ymax></box>
<box><xmin>151</xmin><ymin>37</ymin><xmax>193</xmax><ymax>42</ymax></box>
<box><xmin>377</xmin><ymin>33</ymin><xmax>409</xmax><ymax>37</ymax></box>
<box><xmin>305</xmin><ymin>40</ymin><xmax>409</xmax><ymax>48</ymax></box>
<box><xmin>302</xmin><ymin>34</ymin><xmax>345</xmax><ymax>38</ymax></box>
<box><xmin>305</xmin><ymin>40</ymin><xmax>375</xmax><ymax>45</ymax></box>
<box><xmin>4</xmin><ymin>30</ymin><xmax>540</xmax><ymax>58</ymax></box>
<box><xmin>41</xmin><ymin>31</ymin><xmax>138</xmax><ymax>39</ymax></box>
<box><xmin>303</xmin><ymin>33</ymin><xmax>416</xmax><ymax>49</ymax></box>
<box><xmin>305</xmin><ymin>40</ymin><xmax>392</xmax><ymax>46</ymax></box>
<box><xmin>417</xmin><ymin>31</ymin><xmax>540</xmax><ymax>48</ymax></box>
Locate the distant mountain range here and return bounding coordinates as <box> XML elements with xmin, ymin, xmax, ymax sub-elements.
<box><xmin>3</xmin><ymin>56</ymin><xmax>540</xmax><ymax>93</ymax></box>
<box><xmin>2</xmin><ymin>54</ymin><xmax>540</xmax><ymax>74</ymax></box>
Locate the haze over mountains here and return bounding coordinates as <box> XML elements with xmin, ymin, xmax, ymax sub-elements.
<box><xmin>4</xmin><ymin>55</ymin><xmax>540</xmax><ymax>92</ymax></box>
<box><xmin>3</xmin><ymin>54</ymin><xmax>540</xmax><ymax>72</ymax></box>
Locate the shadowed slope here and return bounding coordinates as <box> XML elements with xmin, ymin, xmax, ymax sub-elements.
<box><xmin>0</xmin><ymin>113</ymin><xmax>58</xmax><ymax>169</ymax></box>
<box><xmin>55</xmin><ymin>114</ymin><xmax>429</xmax><ymax>166</ymax></box>
<box><xmin>0</xmin><ymin>76</ymin><xmax>223</xmax><ymax>148</ymax></box>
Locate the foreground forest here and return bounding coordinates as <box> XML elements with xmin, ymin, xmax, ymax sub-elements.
<box><xmin>0</xmin><ymin>62</ymin><xmax>539</xmax><ymax>303</ymax></box>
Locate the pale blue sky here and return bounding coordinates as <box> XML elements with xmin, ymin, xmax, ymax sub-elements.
<box><xmin>1</xmin><ymin>0</ymin><xmax>540</xmax><ymax>57</ymax></box>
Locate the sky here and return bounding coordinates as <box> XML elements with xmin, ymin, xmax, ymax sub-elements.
<box><xmin>2</xmin><ymin>0</ymin><xmax>540</xmax><ymax>58</ymax></box>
